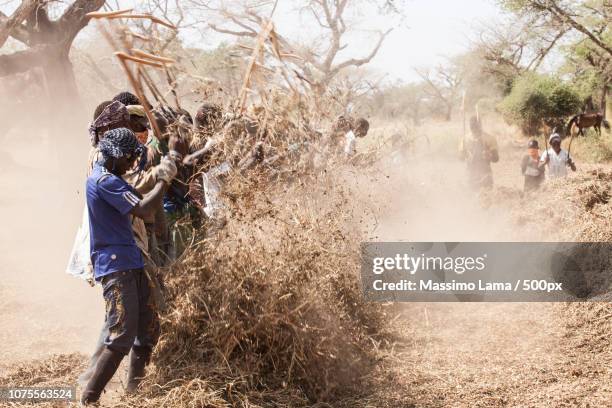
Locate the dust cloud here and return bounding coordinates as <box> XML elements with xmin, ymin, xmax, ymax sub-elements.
<box><xmin>0</xmin><ymin>107</ymin><xmax>102</xmax><ymax>372</ymax></box>
<box><xmin>365</xmin><ymin>126</ymin><xmax>570</xmax><ymax>406</ymax></box>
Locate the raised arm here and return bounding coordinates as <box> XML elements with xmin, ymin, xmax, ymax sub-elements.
<box><xmin>130</xmin><ymin>156</ymin><xmax>177</xmax><ymax>218</ymax></box>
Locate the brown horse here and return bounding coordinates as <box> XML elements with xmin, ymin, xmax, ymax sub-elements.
<box><xmin>566</xmin><ymin>112</ymin><xmax>610</xmax><ymax>136</ymax></box>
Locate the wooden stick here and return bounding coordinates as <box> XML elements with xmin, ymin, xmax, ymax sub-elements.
<box><xmin>140</xmin><ymin>66</ymin><xmax>169</xmax><ymax>106</ymax></box>
<box><xmin>238</xmin><ymin>20</ymin><xmax>274</xmax><ymax>113</ymax></box>
<box><xmin>236</xmin><ymin>44</ymin><xmax>302</xmax><ymax>60</ymax></box>
<box><xmin>131</xmin><ymin>48</ymin><xmax>176</xmax><ymax>64</ymax></box>
<box><xmin>115</xmin><ymin>51</ymin><xmax>167</xmax><ymax>68</ymax></box>
<box><xmin>105</xmin><ymin>14</ymin><xmax>176</xmax><ymax>30</ymax></box>
<box><xmin>87</xmin><ymin>8</ymin><xmax>133</xmax><ymax>18</ymax></box>
<box><xmin>116</xmin><ymin>53</ymin><xmax>163</xmax><ymax>140</ymax></box>
<box><xmin>164</xmin><ymin>66</ymin><xmax>181</xmax><ymax>110</ymax></box>
<box><xmin>126</xmin><ymin>30</ymin><xmax>151</xmax><ymax>41</ymax></box>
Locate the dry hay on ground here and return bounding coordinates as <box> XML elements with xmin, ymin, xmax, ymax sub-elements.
<box><xmin>560</xmin><ymin>301</ymin><xmax>612</xmax><ymax>354</ymax></box>
<box><xmin>483</xmin><ymin>167</ymin><xmax>612</xmax><ymax>242</ymax></box>
<box><xmin>483</xmin><ymin>168</ymin><xmax>612</xmax><ymax>393</ymax></box>
<box><xmin>113</xmin><ymin>166</ymin><xmax>394</xmax><ymax>407</ymax></box>
<box><xmin>0</xmin><ymin>354</ymin><xmax>86</xmax><ymax>408</ymax></box>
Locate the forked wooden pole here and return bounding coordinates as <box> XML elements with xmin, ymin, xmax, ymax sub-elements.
<box><xmin>116</xmin><ymin>52</ymin><xmax>163</xmax><ymax>139</ymax></box>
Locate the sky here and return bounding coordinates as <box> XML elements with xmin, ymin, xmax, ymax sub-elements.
<box><xmin>178</xmin><ymin>0</ymin><xmax>507</xmax><ymax>83</ymax></box>
<box><xmin>360</xmin><ymin>0</ymin><xmax>505</xmax><ymax>82</ymax></box>
<box><xmin>270</xmin><ymin>0</ymin><xmax>506</xmax><ymax>83</ymax></box>
<box><xmin>1</xmin><ymin>0</ymin><xmax>508</xmax><ymax>83</ymax></box>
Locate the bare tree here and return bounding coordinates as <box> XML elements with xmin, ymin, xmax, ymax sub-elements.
<box><xmin>501</xmin><ymin>0</ymin><xmax>612</xmax><ymax>58</ymax></box>
<box><xmin>472</xmin><ymin>16</ymin><xmax>568</xmax><ymax>83</ymax></box>
<box><xmin>415</xmin><ymin>63</ymin><xmax>463</xmax><ymax>121</ymax></box>
<box><xmin>191</xmin><ymin>0</ymin><xmax>394</xmax><ymax>96</ymax></box>
<box><xmin>0</xmin><ymin>0</ymin><xmax>105</xmax><ymax>100</ymax></box>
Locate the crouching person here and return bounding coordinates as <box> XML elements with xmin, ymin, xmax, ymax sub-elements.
<box><xmin>81</xmin><ymin>128</ymin><xmax>176</xmax><ymax>405</ymax></box>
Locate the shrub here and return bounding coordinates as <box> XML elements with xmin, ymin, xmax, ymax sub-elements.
<box><xmin>499</xmin><ymin>73</ymin><xmax>582</xmax><ymax>135</ymax></box>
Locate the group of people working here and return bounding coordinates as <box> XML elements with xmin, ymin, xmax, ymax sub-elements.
<box><xmin>459</xmin><ymin>116</ymin><xmax>576</xmax><ymax>192</ymax></box>
<box><xmin>74</xmin><ymin>91</ymin><xmax>371</xmax><ymax>405</ymax></box>
<box><xmin>520</xmin><ymin>133</ymin><xmax>576</xmax><ymax>191</ymax></box>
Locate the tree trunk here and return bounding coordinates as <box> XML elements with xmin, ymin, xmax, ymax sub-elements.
<box><xmin>601</xmin><ymin>82</ymin><xmax>609</xmax><ymax>119</ymax></box>
<box><xmin>413</xmin><ymin>102</ymin><xmax>421</xmax><ymax>127</ymax></box>
<box><xmin>444</xmin><ymin>104</ymin><xmax>452</xmax><ymax>122</ymax></box>
<box><xmin>42</xmin><ymin>53</ymin><xmax>80</xmax><ymax>107</ymax></box>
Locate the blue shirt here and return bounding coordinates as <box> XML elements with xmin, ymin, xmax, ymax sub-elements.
<box><xmin>86</xmin><ymin>164</ymin><xmax>144</xmax><ymax>280</ymax></box>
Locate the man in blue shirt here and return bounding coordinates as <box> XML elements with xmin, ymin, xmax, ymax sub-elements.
<box><xmin>81</xmin><ymin>128</ymin><xmax>177</xmax><ymax>405</ymax></box>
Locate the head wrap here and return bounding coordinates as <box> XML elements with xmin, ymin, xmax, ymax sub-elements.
<box><xmin>353</xmin><ymin>117</ymin><xmax>369</xmax><ymax>137</ymax></box>
<box><xmin>88</xmin><ymin>101</ymin><xmax>129</xmax><ymax>146</ymax></box>
<box><xmin>194</xmin><ymin>103</ymin><xmax>222</xmax><ymax>130</ymax></box>
<box><xmin>126</xmin><ymin>104</ymin><xmax>151</xmax><ymax>132</ymax></box>
<box><xmin>112</xmin><ymin>91</ymin><xmax>140</xmax><ymax>106</ymax></box>
<box><xmin>333</xmin><ymin>115</ymin><xmax>353</xmax><ymax>133</ymax></box>
<box><xmin>549</xmin><ymin>133</ymin><xmax>561</xmax><ymax>143</ymax></box>
<box><xmin>93</xmin><ymin>101</ymin><xmax>112</xmax><ymax>121</ymax></box>
<box><xmin>98</xmin><ymin>128</ymin><xmax>146</xmax><ymax>170</ymax></box>
<box><xmin>126</xmin><ymin>104</ymin><xmax>147</xmax><ymax>117</ymax></box>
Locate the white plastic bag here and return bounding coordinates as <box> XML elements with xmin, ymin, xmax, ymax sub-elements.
<box><xmin>203</xmin><ymin>161</ymin><xmax>231</xmax><ymax>219</ymax></box>
<box><xmin>344</xmin><ymin>130</ymin><xmax>356</xmax><ymax>156</ymax></box>
<box><xmin>66</xmin><ymin>206</ymin><xmax>93</xmax><ymax>282</ymax></box>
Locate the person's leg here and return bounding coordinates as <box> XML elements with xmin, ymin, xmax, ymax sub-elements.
<box><xmin>126</xmin><ymin>270</ymin><xmax>160</xmax><ymax>392</ymax></box>
<box><xmin>78</xmin><ymin>320</ymin><xmax>109</xmax><ymax>387</ymax></box>
<box><xmin>80</xmin><ymin>347</ymin><xmax>124</xmax><ymax>405</ymax></box>
<box><xmin>155</xmin><ymin>204</ymin><xmax>169</xmax><ymax>266</ymax></box>
<box><xmin>145</xmin><ymin>223</ymin><xmax>161</xmax><ymax>267</ymax></box>
<box><xmin>81</xmin><ymin>271</ymin><xmax>139</xmax><ymax>404</ymax></box>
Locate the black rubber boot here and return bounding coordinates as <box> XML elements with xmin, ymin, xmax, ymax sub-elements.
<box><xmin>80</xmin><ymin>347</ymin><xmax>124</xmax><ymax>405</ymax></box>
<box><xmin>126</xmin><ymin>346</ymin><xmax>152</xmax><ymax>393</ymax></box>
<box><xmin>78</xmin><ymin>326</ymin><xmax>109</xmax><ymax>388</ymax></box>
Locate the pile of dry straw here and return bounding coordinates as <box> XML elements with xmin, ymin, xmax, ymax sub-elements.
<box><xmin>122</xmin><ymin>101</ymin><xmax>392</xmax><ymax>407</ymax></box>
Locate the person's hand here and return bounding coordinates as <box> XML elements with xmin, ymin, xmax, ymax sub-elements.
<box><xmin>154</xmin><ymin>156</ymin><xmax>178</xmax><ymax>184</ymax></box>
<box><xmin>168</xmin><ymin>133</ymin><xmax>189</xmax><ymax>157</ymax></box>
<box><xmin>167</xmin><ymin>149</ymin><xmax>183</xmax><ymax>163</ymax></box>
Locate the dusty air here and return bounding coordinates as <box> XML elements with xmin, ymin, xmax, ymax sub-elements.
<box><xmin>0</xmin><ymin>0</ymin><xmax>610</xmax><ymax>407</ymax></box>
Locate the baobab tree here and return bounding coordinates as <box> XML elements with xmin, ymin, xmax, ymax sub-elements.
<box><xmin>0</xmin><ymin>0</ymin><xmax>105</xmax><ymax>102</ymax></box>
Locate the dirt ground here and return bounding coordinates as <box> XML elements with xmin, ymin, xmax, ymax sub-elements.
<box><xmin>372</xmin><ymin>126</ymin><xmax>612</xmax><ymax>407</ymax></box>
<box><xmin>1</xmin><ymin>121</ymin><xmax>610</xmax><ymax>406</ymax></box>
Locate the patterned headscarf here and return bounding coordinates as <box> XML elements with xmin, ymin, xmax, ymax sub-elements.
<box><xmin>98</xmin><ymin>128</ymin><xmax>146</xmax><ymax>170</ymax></box>
<box><xmin>89</xmin><ymin>101</ymin><xmax>129</xmax><ymax>146</ymax></box>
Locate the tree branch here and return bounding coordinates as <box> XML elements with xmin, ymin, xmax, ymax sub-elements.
<box><xmin>328</xmin><ymin>29</ymin><xmax>392</xmax><ymax>77</ymax></box>
<box><xmin>0</xmin><ymin>11</ymin><xmax>30</xmax><ymax>45</ymax></box>
<box><xmin>57</xmin><ymin>0</ymin><xmax>106</xmax><ymax>47</ymax></box>
<box><xmin>534</xmin><ymin>0</ymin><xmax>612</xmax><ymax>57</ymax></box>
<box><xmin>0</xmin><ymin>0</ymin><xmax>39</xmax><ymax>48</ymax></box>
<box><xmin>0</xmin><ymin>44</ymin><xmax>50</xmax><ymax>76</ymax></box>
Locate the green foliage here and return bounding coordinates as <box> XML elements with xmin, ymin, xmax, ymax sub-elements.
<box><xmin>499</xmin><ymin>73</ymin><xmax>582</xmax><ymax>135</ymax></box>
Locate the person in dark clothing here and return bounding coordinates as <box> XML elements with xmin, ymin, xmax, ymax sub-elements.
<box><xmin>521</xmin><ymin>139</ymin><xmax>545</xmax><ymax>192</ymax></box>
<box><xmin>80</xmin><ymin>128</ymin><xmax>177</xmax><ymax>405</ymax></box>
<box><xmin>459</xmin><ymin>116</ymin><xmax>499</xmax><ymax>190</ymax></box>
